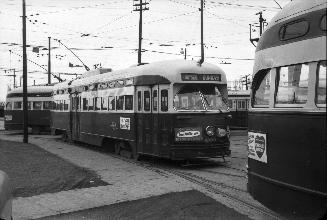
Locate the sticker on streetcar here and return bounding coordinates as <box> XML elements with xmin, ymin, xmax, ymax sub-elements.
<box><xmin>4</xmin><ymin>115</ymin><xmax>12</xmax><ymax>121</ymax></box>
<box><xmin>120</xmin><ymin>117</ymin><xmax>130</xmax><ymax>130</ymax></box>
<box><xmin>175</xmin><ymin>127</ymin><xmax>202</xmax><ymax>141</ymax></box>
<box><xmin>248</xmin><ymin>131</ymin><xmax>267</xmax><ymax>163</ymax></box>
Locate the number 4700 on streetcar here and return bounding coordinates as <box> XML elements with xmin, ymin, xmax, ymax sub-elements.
<box><xmin>51</xmin><ymin>60</ymin><xmax>231</xmax><ymax>160</ymax></box>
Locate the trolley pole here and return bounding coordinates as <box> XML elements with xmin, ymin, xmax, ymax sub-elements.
<box><xmin>133</xmin><ymin>0</ymin><xmax>149</xmax><ymax>65</ymax></box>
<box><xmin>48</xmin><ymin>36</ymin><xmax>51</xmax><ymax>85</ymax></box>
<box><xmin>22</xmin><ymin>0</ymin><xmax>28</xmax><ymax>143</ymax></box>
<box><xmin>198</xmin><ymin>0</ymin><xmax>204</xmax><ymax>65</ymax></box>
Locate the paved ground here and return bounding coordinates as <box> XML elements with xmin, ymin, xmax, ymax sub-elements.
<box><xmin>37</xmin><ymin>190</ymin><xmax>251</xmax><ymax>220</ymax></box>
<box><xmin>0</xmin><ymin>125</ymin><xmax>271</xmax><ymax>220</ymax></box>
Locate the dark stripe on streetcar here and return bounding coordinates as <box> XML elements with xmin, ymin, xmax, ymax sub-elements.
<box><xmin>256</xmin><ymin>8</ymin><xmax>326</xmax><ymax>52</ymax></box>
<box><xmin>6</xmin><ymin>92</ymin><xmax>53</xmax><ymax>98</ymax></box>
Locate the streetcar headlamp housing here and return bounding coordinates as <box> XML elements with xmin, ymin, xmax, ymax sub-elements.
<box><xmin>206</xmin><ymin>126</ymin><xmax>215</xmax><ymax>136</ymax></box>
<box><xmin>216</xmin><ymin>128</ymin><xmax>227</xmax><ymax>137</ymax></box>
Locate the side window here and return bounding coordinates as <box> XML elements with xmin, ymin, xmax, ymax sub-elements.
<box><xmin>228</xmin><ymin>100</ymin><xmax>233</xmax><ymax>109</ymax></box>
<box><xmin>13</xmin><ymin>101</ymin><xmax>22</xmax><ymax>110</ymax></box>
<box><xmin>6</xmin><ymin>102</ymin><xmax>12</xmax><ymax>110</ymax></box>
<box><xmin>82</xmin><ymin>98</ymin><xmax>88</xmax><ymax>111</ymax></box>
<box><xmin>88</xmin><ymin>98</ymin><xmax>94</xmax><ymax>111</ymax></box>
<box><xmin>144</xmin><ymin>91</ymin><xmax>150</xmax><ymax>111</ymax></box>
<box><xmin>125</xmin><ymin>95</ymin><xmax>133</xmax><ymax>110</ymax></box>
<box><xmin>116</xmin><ymin>96</ymin><xmax>124</xmax><ymax>110</ymax></box>
<box><xmin>101</xmin><ymin>97</ymin><xmax>108</xmax><ymax>110</ymax></box>
<box><xmin>161</xmin><ymin>89</ymin><xmax>168</xmax><ymax>112</ymax></box>
<box><xmin>253</xmin><ymin>70</ymin><xmax>271</xmax><ymax>107</ymax></box>
<box><xmin>137</xmin><ymin>91</ymin><xmax>142</xmax><ymax>111</ymax></box>
<box><xmin>28</xmin><ymin>101</ymin><xmax>32</xmax><ymax>110</ymax></box>
<box><xmin>109</xmin><ymin>96</ymin><xmax>115</xmax><ymax>110</ymax></box>
<box><xmin>153</xmin><ymin>90</ymin><xmax>158</xmax><ymax>111</ymax></box>
<box><xmin>317</xmin><ymin>60</ymin><xmax>326</xmax><ymax>106</ymax></box>
<box><xmin>321</xmin><ymin>14</ymin><xmax>326</xmax><ymax>31</ymax></box>
<box><xmin>94</xmin><ymin>97</ymin><xmax>101</xmax><ymax>111</ymax></box>
<box><xmin>64</xmin><ymin>100</ymin><xmax>69</xmax><ymax>111</ymax></box>
<box><xmin>279</xmin><ymin>20</ymin><xmax>309</xmax><ymax>40</ymax></box>
<box><xmin>33</xmin><ymin>101</ymin><xmax>42</xmax><ymax>110</ymax></box>
<box><xmin>276</xmin><ymin>63</ymin><xmax>309</xmax><ymax>105</ymax></box>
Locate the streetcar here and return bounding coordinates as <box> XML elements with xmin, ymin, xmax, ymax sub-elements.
<box><xmin>51</xmin><ymin>60</ymin><xmax>231</xmax><ymax>160</ymax></box>
<box><xmin>4</xmin><ymin>85</ymin><xmax>54</xmax><ymax>133</ymax></box>
<box><xmin>227</xmin><ymin>90</ymin><xmax>250</xmax><ymax>129</ymax></box>
<box><xmin>247</xmin><ymin>0</ymin><xmax>326</xmax><ymax>218</ymax></box>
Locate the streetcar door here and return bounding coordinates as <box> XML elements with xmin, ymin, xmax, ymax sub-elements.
<box><xmin>135</xmin><ymin>86</ymin><xmax>153</xmax><ymax>155</ymax></box>
<box><xmin>157</xmin><ymin>84</ymin><xmax>170</xmax><ymax>157</ymax></box>
<box><xmin>151</xmin><ymin>85</ymin><xmax>160</xmax><ymax>155</ymax></box>
<box><xmin>71</xmin><ymin>95</ymin><xmax>80</xmax><ymax>141</ymax></box>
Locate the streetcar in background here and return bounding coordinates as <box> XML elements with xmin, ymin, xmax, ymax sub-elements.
<box><xmin>52</xmin><ymin>60</ymin><xmax>231</xmax><ymax>160</ymax></box>
<box><xmin>227</xmin><ymin>90</ymin><xmax>250</xmax><ymax>129</ymax></box>
<box><xmin>4</xmin><ymin>85</ymin><xmax>53</xmax><ymax>133</ymax></box>
<box><xmin>247</xmin><ymin>0</ymin><xmax>326</xmax><ymax>218</ymax></box>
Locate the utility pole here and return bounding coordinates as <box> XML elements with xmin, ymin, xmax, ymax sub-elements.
<box><xmin>48</xmin><ymin>36</ymin><xmax>51</xmax><ymax>84</ymax></box>
<box><xmin>249</xmin><ymin>11</ymin><xmax>267</xmax><ymax>47</ymax></box>
<box><xmin>198</xmin><ymin>0</ymin><xmax>204</xmax><ymax>65</ymax></box>
<box><xmin>241</xmin><ymin>74</ymin><xmax>251</xmax><ymax>90</ymax></box>
<box><xmin>3</xmin><ymin>69</ymin><xmax>16</xmax><ymax>88</ymax></box>
<box><xmin>133</xmin><ymin>0</ymin><xmax>149</xmax><ymax>65</ymax></box>
<box><xmin>22</xmin><ymin>0</ymin><xmax>28</xmax><ymax>143</ymax></box>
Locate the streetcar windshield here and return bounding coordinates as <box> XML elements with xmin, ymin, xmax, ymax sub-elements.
<box><xmin>173</xmin><ymin>84</ymin><xmax>228</xmax><ymax>111</ymax></box>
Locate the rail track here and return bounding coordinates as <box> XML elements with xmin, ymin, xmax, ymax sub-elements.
<box><xmin>54</xmin><ymin>137</ymin><xmax>283</xmax><ymax>220</ymax></box>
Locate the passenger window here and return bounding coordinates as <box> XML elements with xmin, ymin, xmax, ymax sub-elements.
<box><xmin>317</xmin><ymin>61</ymin><xmax>326</xmax><ymax>106</ymax></box>
<box><xmin>153</xmin><ymin>90</ymin><xmax>158</xmax><ymax>111</ymax></box>
<box><xmin>144</xmin><ymin>91</ymin><xmax>150</xmax><ymax>111</ymax></box>
<box><xmin>33</xmin><ymin>101</ymin><xmax>42</xmax><ymax>110</ymax></box>
<box><xmin>321</xmin><ymin>15</ymin><xmax>326</xmax><ymax>31</ymax></box>
<box><xmin>125</xmin><ymin>95</ymin><xmax>133</xmax><ymax>110</ymax></box>
<box><xmin>137</xmin><ymin>91</ymin><xmax>142</xmax><ymax>111</ymax></box>
<box><xmin>6</xmin><ymin>102</ymin><xmax>12</xmax><ymax>110</ymax></box>
<box><xmin>28</xmin><ymin>101</ymin><xmax>32</xmax><ymax>110</ymax></box>
<box><xmin>279</xmin><ymin>20</ymin><xmax>309</xmax><ymax>40</ymax></box>
<box><xmin>13</xmin><ymin>101</ymin><xmax>22</xmax><ymax>110</ymax></box>
<box><xmin>161</xmin><ymin>89</ymin><xmax>168</xmax><ymax>112</ymax></box>
<box><xmin>228</xmin><ymin>100</ymin><xmax>233</xmax><ymax>109</ymax></box>
<box><xmin>109</xmin><ymin>96</ymin><xmax>115</xmax><ymax>110</ymax></box>
<box><xmin>82</xmin><ymin>98</ymin><xmax>88</xmax><ymax>111</ymax></box>
<box><xmin>94</xmin><ymin>97</ymin><xmax>101</xmax><ymax>111</ymax></box>
<box><xmin>64</xmin><ymin>100</ymin><xmax>69</xmax><ymax>111</ymax></box>
<box><xmin>276</xmin><ymin>64</ymin><xmax>309</xmax><ymax>105</ymax></box>
<box><xmin>101</xmin><ymin>97</ymin><xmax>108</xmax><ymax>110</ymax></box>
<box><xmin>43</xmin><ymin>101</ymin><xmax>53</xmax><ymax>110</ymax></box>
<box><xmin>88</xmin><ymin>98</ymin><xmax>94</xmax><ymax>111</ymax></box>
<box><xmin>116</xmin><ymin>96</ymin><xmax>124</xmax><ymax>110</ymax></box>
<box><xmin>253</xmin><ymin>70</ymin><xmax>271</xmax><ymax>107</ymax></box>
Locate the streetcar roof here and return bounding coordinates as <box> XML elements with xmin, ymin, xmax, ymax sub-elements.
<box><xmin>65</xmin><ymin>60</ymin><xmax>226</xmax><ymax>89</ymax></box>
<box><xmin>265</xmin><ymin>0</ymin><xmax>326</xmax><ymax>31</ymax></box>
<box><xmin>6</xmin><ymin>85</ymin><xmax>53</xmax><ymax>96</ymax></box>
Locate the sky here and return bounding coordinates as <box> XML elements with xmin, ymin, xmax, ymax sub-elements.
<box><xmin>0</xmin><ymin>0</ymin><xmax>290</xmax><ymax>101</ymax></box>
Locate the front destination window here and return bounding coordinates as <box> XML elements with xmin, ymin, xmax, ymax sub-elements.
<box><xmin>173</xmin><ymin>84</ymin><xmax>228</xmax><ymax>111</ymax></box>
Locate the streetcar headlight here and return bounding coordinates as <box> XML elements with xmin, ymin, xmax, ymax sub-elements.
<box><xmin>206</xmin><ymin>126</ymin><xmax>215</xmax><ymax>136</ymax></box>
<box><xmin>216</xmin><ymin>128</ymin><xmax>227</xmax><ymax>137</ymax></box>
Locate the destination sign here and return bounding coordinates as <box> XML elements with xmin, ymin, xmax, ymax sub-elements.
<box><xmin>181</xmin><ymin>73</ymin><xmax>221</xmax><ymax>81</ymax></box>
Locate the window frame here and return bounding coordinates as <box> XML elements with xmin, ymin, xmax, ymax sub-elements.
<box><xmin>252</xmin><ymin>69</ymin><xmax>272</xmax><ymax>108</ymax></box>
<box><xmin>161</xmin><ymin>89</ymin><xmax>169</xmax><ymax>112</ymax></box>
<box><xmin>279</xmin><ymin>19</ymin><xmax>310</xmax><ymax>41</ymax></box>
<box><xmin>275</xmin><ymin>63</ymin><xmax>309</xmax><ymax>108</ymax></box>
<box><xmin>316</xmin><ymin>60</ymin><xmax>326</xmax><ymax>107</ymax></box>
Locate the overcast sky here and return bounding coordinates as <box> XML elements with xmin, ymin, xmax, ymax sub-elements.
<box><xmin>0</xmin><ymin>0</ymin><xmax>290</xmax><ymax>101</ymax></box>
